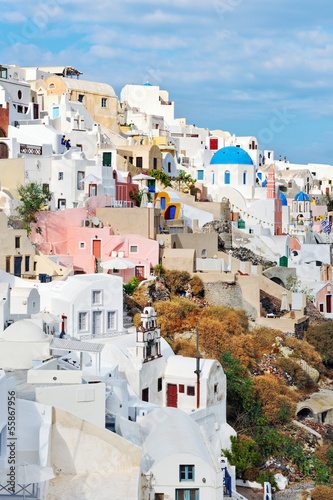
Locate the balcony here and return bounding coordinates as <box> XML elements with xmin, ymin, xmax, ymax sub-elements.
<box><xmin>20</xmin><ymin>143</ymin><xmax>42</xmax><ymax>155</ymax></box>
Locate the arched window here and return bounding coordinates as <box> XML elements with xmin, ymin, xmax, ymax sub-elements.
<box><xmin>201</xmin><ymin>249</ymin><xmax>207</xmax><ymax>257</ymax></box>
<box><xmin>0</xmin><ymin>128</ymin><xmax>6</xmax><ymax>138</ymax></box>
<box><xmin>48</xmin><ymin>83</ymin><xmax>56</xmax><ymax>90</ymax></box>
<box><xmin>243</xmin><ymin>171</ymin><xmax>247</xmax><ymax>184</ymax></box>
<box><xmin>224</xmin><ymin>171</ymin><xmax>230</xmax><ymax>184</ymax></box>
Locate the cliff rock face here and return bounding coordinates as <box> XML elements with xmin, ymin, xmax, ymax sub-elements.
<box><xmin>204</xmin><ymin>281</ymin><xmax>256</xmax><ymax>320</ymax></box>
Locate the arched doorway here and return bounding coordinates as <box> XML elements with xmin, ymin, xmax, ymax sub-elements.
<box><xmin>0</xmin><ymin>142</ymin><xmax>8</xmax><ymax>159</ymax></box>
<box><xmin>297</xmin><ymin>407</ymin><xmax>314</xmax><ymax>420</ymax></box>
<box><xmin>270</xmin><ymin>277</ymin><xmax>285</xmax><ymax>287</ymax></box>
<box><xmin>0</xmin><ymin>128</ymin><xmax>6</xmax><ymax>138</ymax></box>
<box><xmin>165</xmin><ymin>205</ymin><xmax>176</xmax><ymax>220</ymax></box>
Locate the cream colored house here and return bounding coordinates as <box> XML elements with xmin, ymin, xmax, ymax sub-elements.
<box><xmin>116</xmin><ymin>144</ymin><xmax>163</xmax><ymax>173</ymax></box>
<box><xmin>43</xmin><ymin>76</ymin><xmax>119</xmax><ymax>133</ymax></box>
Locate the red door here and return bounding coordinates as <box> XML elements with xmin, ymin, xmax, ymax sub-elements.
<box><xmin>92</xmin><ymin>240</ymin><xmax>101</xmax><ymax>259</ymax></box>
<box><xmin>210</xmin><ymin>138</ymin><xmax>218</xmax><ymax>150</ymax></box>
<box><xmin>135</xmin><ymin>266</ymin><xmax>144</xmax><ymax>278</ymax></box>
<box><xmin>326</xmin><ymin>295</ymin><xmax>332</xmax><ymax>313</ymax></box>
<box><xmin>167</xmin><ymin>384</ymin><xmax>178</xmax><ymax>408</ymax></box>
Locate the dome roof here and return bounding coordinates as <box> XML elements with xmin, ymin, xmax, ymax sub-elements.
<box><xmin>210</xmin><ymin>146</ymin><xmax>253</xmax><ymax>165</ymax></box>
<box><xmin>278</xmin><ymin>189</ymin><xmax>288</xmax><ymax>206</ymax></box>
<box><xmin>295</xmin><ymin>191</ymin><xmax>309</xmax><ymax>201</ymax></box>
<box><xmin>2</xmin><ymin>320</ymin><xmax>48</xmax><ymax>342</ymax></box>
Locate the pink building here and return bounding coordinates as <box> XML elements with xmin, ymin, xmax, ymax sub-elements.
<box><xmin>31</xmin><ymin>206</ymin><xmax>159</xmax><ymax>278</ymax></box>
<box><xmin>315</xmin><ymin>282</ymin><xmax>333</xmax><ymax>317</ymax></box>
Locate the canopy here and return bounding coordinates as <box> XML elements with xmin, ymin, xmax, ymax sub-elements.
<box><xmin>81</xmin><ymin>174</ymin><xmax>102</xmax><ymax>183</ymax></box>
<box><xmin>132</xmin><ymin>174</ymin><xmax>155</xmax><ymax>181</ymax></box>
<box><xmin>101</xmin><ymin>257</ymin><xmax>135</xmax><ymax>270</ymax></box>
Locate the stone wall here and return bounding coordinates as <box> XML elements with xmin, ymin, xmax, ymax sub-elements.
<box><xmin>204</xmin><ymin>281</ymin><xmax>256</xmax><ymax>320</ymax></box>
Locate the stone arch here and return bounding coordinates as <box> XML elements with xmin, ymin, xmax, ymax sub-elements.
<box><xmin>297</xmin><ymin>407</ymin><xmax>314</xmax><ymax>420</ymax></box>
<box><xmin>270</xmin><ymin>277</ymin><xmax>284</xmax><ymax>287</ymax></box>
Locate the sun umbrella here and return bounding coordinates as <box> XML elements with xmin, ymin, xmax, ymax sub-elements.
<box><xmin>81</xmin><ymin>174</ymin><xmax>102</xmax><ymax>184</ymax></box>
<box><xmin>132</xmin><ymin>174</ymin><xmax>155</xmax><ymax>181</ymax></box>
<box><xmin>0</xmin><ymin>463</ymin><xmax>55</xmax><ymax>499</ymax></box>
<box><xmin>33</xmin><ymin>311</ymin><xmax>61</xmax><ymax>323</ymax></box>
<box><xmin>101</xmin><ymin>257</ymin><xmax>135</xmax><ymax>270</ymax></box>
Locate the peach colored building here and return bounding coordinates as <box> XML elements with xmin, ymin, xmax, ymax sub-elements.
<box><xmin>31</xmin><ymin>208</ymin><xmax>159</xmax><ymax>278</ymax></box>
<box><xmin>315</xmin><ymin>282</ymin><xmax>333</xmax><ymax>317</ymax></box>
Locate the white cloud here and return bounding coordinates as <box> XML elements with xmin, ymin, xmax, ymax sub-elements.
<box><xmin>3</xmin><ymin>11</ymin><xmax>26</xmax><ymax>23</ymax></box>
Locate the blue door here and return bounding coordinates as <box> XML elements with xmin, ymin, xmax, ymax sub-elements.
<box><xmin>169</xmin><ymin>205</ymin><xmax>176</xmax><ymax>220</ymax></box>
<box><xmin>225</xmin><ymin>171</ymin><xmax>230</xmax><ymax>184</ymax></box>
<box><xmin>161</xmin><ymin>197</ymin><xmax>166</xmax><ymax>210</ymax></box>
<box><xmin>14</xmin><ymin>256</ymin><xmax>22</xmax><ymax>277</ymax></box>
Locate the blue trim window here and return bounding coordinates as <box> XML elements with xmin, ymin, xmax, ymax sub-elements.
<box><xmin>243</xmin><ymin>171</ymin><xmax>247</xmax><ymax>184</ymax></box>
<box><xmin>225</xmin><ymin>171</ymin><xmax>230</xmax><ymax>184</ymax></box>
<box><xmin>180</xmin><ymin>465</ymin><xmax>195</xmax><ymax>482</ymax></box>
<box><xmin>176</xmin><ymin>489</ymin><xmax>199</xmax><ymax>500</ymax></box>
<box><xmin>197</xmin><ymin>170</ymin><xmax>204</xmax><ymax>181</ymax></box>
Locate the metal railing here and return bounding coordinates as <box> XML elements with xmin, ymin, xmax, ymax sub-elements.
<box><xmin>20</xmin><ymin>144</ymin><xmax>42</xmax><ymax>155</ymax></box>
<box><xmin>80</xmin><ymin>329</ymin><xmax>128</xmax><ymax>340</ymax></box>
<box><xmin>0</xmin><ymin>483</ymin><xmax>37</xmax><ymax>498</ymax></box>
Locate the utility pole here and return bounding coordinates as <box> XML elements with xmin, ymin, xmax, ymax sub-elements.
<box><xmin>194</xmin><ymin>320</ymin><xmax>201</xmax><ymax>409</ymax></box>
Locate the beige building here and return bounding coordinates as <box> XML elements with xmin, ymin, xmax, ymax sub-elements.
<box><xmin>116</xmin><ymin>144</ymin><xmax>163</xmax><ymax>173</ymax></box>
<box><xmin>96</xmin><ymin>207</ymin><xmax>163</xmax><ymax>239</ymax></box>
<box><xmin>43</xmin><ymin>76</ymin><xmax>119</xmax><ymax>133</ymax></box>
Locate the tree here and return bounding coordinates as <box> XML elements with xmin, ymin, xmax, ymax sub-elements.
<box><xmin>285</xmin><ymin>276</ymin><xmax>315</xmax><ymax>302</ymax></box>
<box><xmin>222</xmin><ymin>436</ymin><xmax>261</xmax><ymax>478</ymax></box>
<box><xmin>147</xmin><ymin>169</ymin><xmax>172</xmax><ymax>187</ymax></box>
<box><xmin>16</xmin><ymin>182</ymin><xmax>52</xmax><ymax>235</ymax></box>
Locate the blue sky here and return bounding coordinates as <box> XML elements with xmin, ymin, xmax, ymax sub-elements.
<box><xmin>1</xmin><ymin>0</ymin><xmax>333</xmax><ymax>164</ymax></box>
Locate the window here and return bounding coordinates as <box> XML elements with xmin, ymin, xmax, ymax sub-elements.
<box><xmin>136</xmin><ymin>157</ymin><xmax>143</xmax><ymax>169</ymax></box>
<box><xmin>214</xmin><ymin>383</ymin><xmax>218</xmax><ymax>393</ymax></box>
<box><xmin>176</xmin><ymin>490</ymin><xmax>198</xmax><ymax>500</ymax></box>
<box><xmin>201</xmin><ymin>249</ymin><xmax>207</xmax><ymax>257</ymax></box>
<box><xmin>319</xmin><ymin>303</ymin><xmax>324</xmax><ymax>312</ymax></box>
<box><xmin>17</xmin><ymin>105</ymin><xmax>23</xmax><ymax>113</ymax></box>
<box><xmin>79</xmin><ymin>242</ymin><xmax>85</xmax><ymax>249</ymax></box>
<box><xmin>58</xmin><ymin>199</ymin><xmax>66</xmax><ymax>209</ymax></box>
<box><xmin>34</xmin><ymin>262</ymin><xmax>37</xmax><ymax>271</ymax></box>
<box><xmin>6</xmin><ymin>256</ymin><xmax>10</xmax><ymax>273</ymax></box>
<box><xmin>107</xmin><ymin>311</ymin><xmax>116</xmax><ymax>330</ymax></box>
<box><xmin>153</xmin><ymin>158</ymin><xmax>158</xmax><ymax>170</ymax></box>
<box><xmin>129</xmin><ymin>156</ymin><xmax>133</xmax><ymax>164</ymax></box>
<box><xmin>155</xmin><ymin>495</ymin><xmax>164</xmax><ymax>500</ymax></box>
<box><xmin>210</xmin><ymin>138</ymin><xmax>218</xmax><ymax>150</ymax></box>
<box><xmin>142</xmin><ymin>388</ymin><xmax>149</xmax><ymax>402</ymax></box>
<box><xmin>103</xmin><ymin>152</ymin><xmax>112</xmax><ymax>166</ymax></box>
<box><xmin>58</xmin><ymin>172</ymin><xmax>63</xmax><ymax>180</ymax></box>
<box><xmin>15</xmin><ymin>236</ymin><xmax>20</xmax><ymax>249</ymax></box>
<box><xmin>101</xmin><ymin>97</ymin><xmax>107</xmax><ymax>108</ymax></box>
<box><xmin>168</xmin><ymin>162</ymin><xmax>171</xmax><ymax>173</ymax></box>
<box><xmin>78</xmin><ymin>94</ymin><xmax>84</xmax><ymax>103</ymax></box>
<box><xmin>0</xmin><ymin>66</ymin><xmax>8</xmax><ymax>79</ymax></box>
<box><xmin>77</xmin><ymin>171</ymin><xmax>84</xmax><ymax>190</ymax></box>
<box><xmin>179</xmin><ymin>384</ymin><xmax>184</xmax><ymax>393</ymax></box>
<box><xmin>18</xmin><ymin>90</ymin><xmax>22</xmax><ymax>100</ymax></box>
<box><xmin>158</xmin><ymin>378</ymin><xmax>162</xmax><ymax>392</ymax></box>
<box><xmin>78</xmin><ymin>312</ymin><xmax>88</xmax><ymax>331</ymax></box>
<box><xmin>243</xmin><ymin>171</ymin><xmax>247</xmax><ymax>184</ymax></box>
<box><xmin>130</xmin><ymin>245</ymin><xmax>138</xmax><ymax>253</ymax></box>
<box><xmin>197</xmin><ymin>170</ymin><xmax>204</xmax><ymax>181</ymax></box>
<box><xmin>92</xmin><ymin>290</ymin><xmax>102</xmax><ymax>305</ymax></box>
<box><xmin>112</xmin><ymin>268</ymin><xmax>120</xmax><ymax>274</ymax></box>
<box><xmin>179</xmin><ymin>465</ymin><xmax>195</xmax><ymax>482</ymax></box>
<box><xmin>135</xmin><ymin>266</ymin><xmax>144</xmax><ymax>278</ymax></box>
<box><xmin>224</xmin><ymin>171</ymin><xmax>230</xmax><ymax>184</ymax></box>
<box><xmin>187</xmin><ymin>386</ymin><xmax>195</xmax><ymax>396</ymax></box>
<box><xmin>25</xmin><ymin>256</ymin><xmax>30</xmax><ymax>273</ymax></box>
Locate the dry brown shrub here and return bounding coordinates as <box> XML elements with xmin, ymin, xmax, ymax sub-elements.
<box><xmin>254</xmin><ymin>374</ymin><xmax>298</xmax><ymax>424</ymax></box>
<box><xmin>252</xmin><ymin>327</ymin><xmax>280</xmax><ymax>356</ymax></box>
<box><xmin>274</xmin><ymin>357</ymin><xmax>314</xmax><ymax>389</ymax></box>
<box><xmin>311</xmin><ymin>485</ymin><xmax>333</xmax><ymax>500</ymax></box>
<box><xmin>131</xmin><ymin>287</ymin><xmax>150</xmax><ymax>310</ymax></box>
<box><xmin>189</xmin><ymin>275</ymin><xmax>204</xmax><ymax>297</ymax></box>
<box><xmin>173</xmin><ymin>339</ymin><xmax>197</xmax><ymax>357</ymax></box>
<box><xmin>133</xmin><ymin>313</ymin><xmax>141</xmax><ymax>328</ymax></box>
<box><xmin>163</xmin><ymin>270</ymin><xmax>191</xmax><ymax>294</ymax></box>
<box><xmin>227</xmin><ymin>334</ymin><xmax>256</xmax><ymax>370</ymax></box>
<box><xmin>315</xmin><ymin>444</ymin><xmax>330</xmax><ymax>466</ymax></box>
<box><xmin>284</xmin><ymin>337</ymin><xmax>324</xmax><ymax>372</ymax></box>
<box><xmin>198</xmin><ymin>317</ymin><xmax>227</xmax><ymax>359</ymax></box>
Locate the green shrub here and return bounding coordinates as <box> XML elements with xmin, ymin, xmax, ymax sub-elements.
<box><xmin>222</xmin><ymin>436</ymin><xmax>261</xmax><ymax>478</ymax></box>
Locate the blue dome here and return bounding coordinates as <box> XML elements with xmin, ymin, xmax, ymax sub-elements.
<box><xmin>144</xmin><ymin>82</ymin><xmax>152</xmax><ymax>86</ymax></box>
<box><xmin>262</xmin><ymin>179</ymin><xmax>267</xmax><ymax>187</ymax></box>
<box><xmin>278</xmin><ymin>189</ymin><xmax>288</xmax><ymax>206</ymax></box>
<box><xmin>294</xmin><ymin>191</ymin><xmax>309</xmax><ymax>201</ymax></box>
<box><xmin>210</xmin><ymin>146</ymin><xmax>253</xmax><ymax>166</ymax></box>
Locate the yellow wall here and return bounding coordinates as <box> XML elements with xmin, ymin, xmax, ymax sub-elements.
<box><xmin>0</xmin><ymin>158</ymin><xmax>25</xmax><ymax>200</ymax></box>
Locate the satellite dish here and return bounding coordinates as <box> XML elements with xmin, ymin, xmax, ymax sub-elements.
<box><xmin>92</xmin><ymin>216</ymin><xmax>100</xmax><ymax>226</ymax></box>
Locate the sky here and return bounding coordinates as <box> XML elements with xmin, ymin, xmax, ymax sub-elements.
<box><xmin>1</xmin><ymin>0</ymin><xmax>333</xmax><ymax>164</ymax></box>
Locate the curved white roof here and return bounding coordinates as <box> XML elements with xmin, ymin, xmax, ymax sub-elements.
<box><xmin>2</xmin><ymin>319</ymin><xmax>48</xmax><ymax>342</ymax></box>
<box><xmin>141</xmin><ymin>407</ymin><xmax>214</xmax><ymax>472</ymax></box>
<box><xmin>49</xmin><ymin>76</ymin><xmax>116</xmax><ymax>97</ymax></box>
<box><xmin>165</xmin><ymin>355</ymin><xmax>218</xmax><ymax>380</ymax></box>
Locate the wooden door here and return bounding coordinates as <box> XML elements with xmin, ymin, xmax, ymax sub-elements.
<box><xmin>0</xmin><ymin>142</ymin><xmax>8</xmax><ymax>159</ymax></box>
<box><xmin>326</xmin><ymin>294</ymin><xmax>332</xmax><ymax>313</ymax></box>
<box><xmin>14</xmin><ymin>256</ymin><xmax>22</xmax><ymax>277</ymax></box>
<box><xmin>92</xmin><ymin>240</ymin><xmax>101</xmax><ymax>259</ymax></box>
<box><xmin>93</xmin><ymin>311</ymin><xmax>102</xmax><ymax>335</ymax></box>
<box><xmin>167</xmin><ymin>384</ymin><xmax>177</xmax><ymax>408</ymax></box>
<box><xmin>135</xmin><ymin>266</ymin><xmax>144</xmax><ymax>278</ymax></box>
<box><xmin>142</xmin><ymin>388</ymin><xmax>149</xmax><ymax>402</ymax></box>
